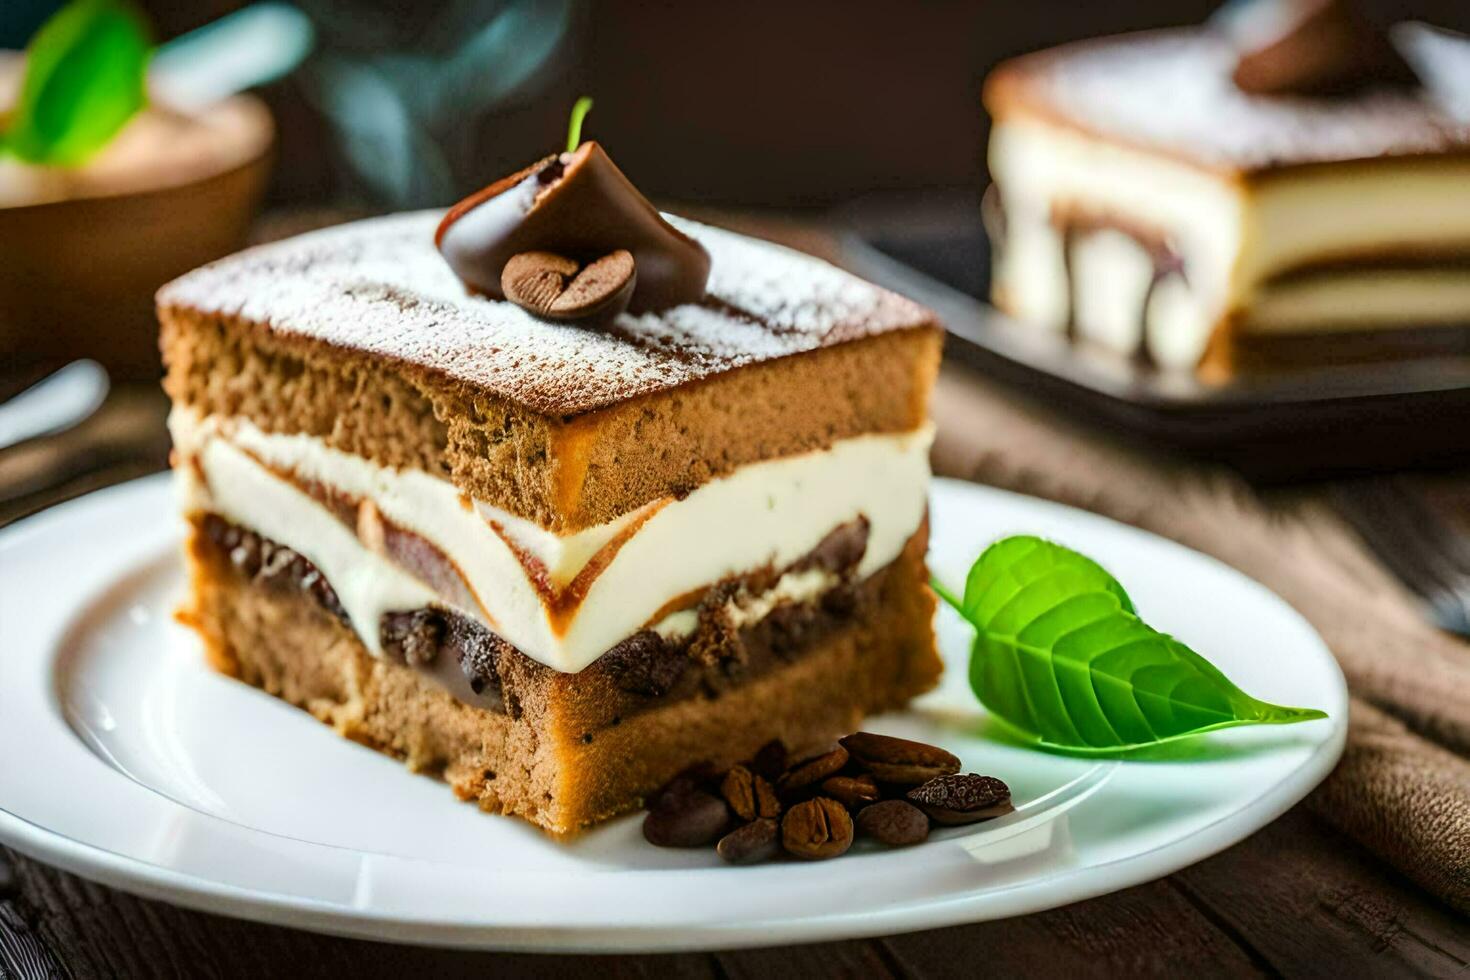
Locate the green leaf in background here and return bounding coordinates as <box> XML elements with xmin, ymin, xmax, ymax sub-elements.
<box><xmin>4</xmin><ymin>0</ymin><xmax>152</xmax><ymax>166</ymax></box>
<box><xmin>936</xmin><ymin>535</ymin><xmax>1326</xmax><ymax>754</ymax></box>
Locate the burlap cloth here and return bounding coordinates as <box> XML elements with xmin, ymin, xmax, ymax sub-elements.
<box><xmin>930</xmin><ymin>363</ymin><xmax>1470</xmax><ymax>912</ymax></box>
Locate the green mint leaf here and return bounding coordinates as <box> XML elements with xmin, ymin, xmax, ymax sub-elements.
<box><xmin>937</xmin><ymin>535</ymin><xmax>1326</xmax><ymax>753</ymax></box>
<box><xmin>5</xmin><ymin>0</ymin><xmax>152</xmax><ymax>166</ymax></box>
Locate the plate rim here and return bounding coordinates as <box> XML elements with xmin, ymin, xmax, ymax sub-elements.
<box><xmin>0</xmin><ymin>473</ymin><xmax>1348</xmax><ymax>952</ymax></box>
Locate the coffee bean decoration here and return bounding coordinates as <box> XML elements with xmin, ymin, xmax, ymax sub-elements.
<box><xmin>721</xmin><ymin>765</ymin><xmax>781</xmax><ymax>821</ymax></box>
<box><xmin>754</xmin><ymin>775</ymin><xmax>782</xmax><ymax>818</ymax></box>
<box><xmin>646</xmin><ymin>761</ymin><xmax>721</xmax><ymax>812</ymax></box>
<box><xmin>839</xmin><ymin>731</ymin><xmax>960</xmax><ymax>785</ymax></box>
<box><xmin>638</xmin><ymin>733</ymin><xmax>1012</xmax><ymax>865</ymax></box>
<box><xmin>720</xmin><ymin>766</ymin><xmax>756</xmax><ymax>820</ymax></box>
<box><xmin>642</xmin><ymin>788</ymin><xmax>729</xmax><ymax>847</ymax></box>
<box><xmin>821</xmin><ymin>774</ymin><xmax>880</xmax><ymax>810</ymax></box>
<box><xmin>781</xmin><ymin>797</ymin><xmax>854</xmax><ymax>860</ymax></box>
<box><xmin>717</xmin><ymin>818</ymin><xmax>781</xmax><ymax>865</ymax></box>
<box><xmin>777</xmin><ymin>745</ymin><xmax>849</xmax><ymax>794</ymax></box>
<box><xmin>907</xmin><ymin>774</ymin><xmax>1013</xmax><ymax>826</ymax></box>
<box><xmin>502</xmin><ymin>249</ymin><xmax>636</xmax><ymax>322</ymax></box>
<box><xmin>855</xmin><ymin>800</ymin><xmax>930</xmax><ymax>846</ymax></box>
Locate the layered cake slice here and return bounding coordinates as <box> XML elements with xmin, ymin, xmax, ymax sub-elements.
<box><xmin>159</xmin><ymin>140</ymin><xmax>943</xmax><ymax>835</ymax></box>
<box><xmin>982</xmin><ymin>2</ymin><xmax>1470</xmax><ymax>377</ymax></box>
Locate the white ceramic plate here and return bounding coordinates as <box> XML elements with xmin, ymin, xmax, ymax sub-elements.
<box><xmin>0</xmin><ymin>474</ymin><xmax>1346</xmax><ymax>952</ymax></box>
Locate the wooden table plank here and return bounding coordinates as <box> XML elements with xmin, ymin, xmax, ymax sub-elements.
<box><xmin>4</xmin><ymin>841</ymin><xmax>1275</xmax><ymax>980</ymax></box>
<box><xmin>880</xmin><ymin>877</ymin><xmax>1270</xmax><ymax>979</ymax></box>
<box><xmin>25</xmin><ymin>805</ymin><xmax>1463</xmax><ymax>979</ymax></box>
<box><xmin>0</xmin><ymin>849</ymin><xmax>66</xmax><ymax>980</ymax></box>
<box><xmin>5</xmin><ymin>848</ymin><xmax>720</xmax><ymax>980</ymax></box>
<box><xmin>717</xmin><ymin>940</ymin><xmax>902</xmax><ymax>979</ymax></box>
<box><xmin>1171</xmin><ymin>810</ymin><xmax>1470</xmax><ymax>979</ymax></box>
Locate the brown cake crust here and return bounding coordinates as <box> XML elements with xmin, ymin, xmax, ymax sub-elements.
<box><xmin>160</xmin><ymin>213</ymin><xmax>941</xmax><ymax>531</ymax></box>
<box><xmin>179</xmin><ymin>517</ymin><xmax>940</xmax><ymax>835</ymax></box>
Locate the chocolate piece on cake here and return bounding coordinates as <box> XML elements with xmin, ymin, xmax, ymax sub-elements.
<box><xmin>159</xmin><ymin>209</ymin><xmax>943</xmax><ymax>835</ymax></box>
<box><xmin>981</xmin><ymin>18</ymin><xmax>1470</xmax><ymax>378</ymax></box>
<box><xmin>435</xmin><ymin>140</ymin><xmax>711</xmax><ymax>315</ymax></box>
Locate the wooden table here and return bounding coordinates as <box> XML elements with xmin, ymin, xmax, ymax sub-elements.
<box><xmin>3</xmin><ymin>213</ymin><xmax>1468</xmax><ymax>978</ymax></box>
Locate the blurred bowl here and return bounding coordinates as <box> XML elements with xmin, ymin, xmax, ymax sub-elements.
<box><xmin>0</xmin><ymin>59</ymin><xmax>273</xmax><ymax>378</ymax></box>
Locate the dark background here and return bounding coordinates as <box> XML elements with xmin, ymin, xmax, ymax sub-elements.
<box><xmin>9</xmin><ymin>0</ymin><xmax>1469</xmax><ymax>210</ymax></box>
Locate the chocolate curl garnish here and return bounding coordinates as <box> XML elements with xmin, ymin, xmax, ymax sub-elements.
<box><xmin>1220</xmin><ymin>0</ymin><xmax>1420</xmax><ymax>96</ymax></box>
<box><xmin>436</xmin><ymin>141</ymin><xmax>710</xmax><ymax>317</ymax></box>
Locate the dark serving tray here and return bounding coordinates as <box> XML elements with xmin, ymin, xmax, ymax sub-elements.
<box><xmin>836</xmin><ymin>193</ymin><xmax>1470</xmax><ymax>482</ymax></box>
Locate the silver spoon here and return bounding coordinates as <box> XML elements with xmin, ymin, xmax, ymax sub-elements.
<box><xmin>0</xmin><ymin>360</ymin><xmax>109</xmax><ymax>452</ymax></box>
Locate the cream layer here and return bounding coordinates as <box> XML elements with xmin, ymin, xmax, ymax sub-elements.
<box><xmin>171</xmin><ymin>410</ymin><xmax>932</xmax><ymax>673</ymax></box>
<box><xmin>1244</xmin><ymin>269</ymin><xmax>1470</xmax><ymax>333</ymax></box>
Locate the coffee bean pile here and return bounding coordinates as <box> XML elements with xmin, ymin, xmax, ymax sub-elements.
<box><xmin>642</xmin><ymin>732</ymin><xmax>1012</xmax><ymax>863</ymax></box>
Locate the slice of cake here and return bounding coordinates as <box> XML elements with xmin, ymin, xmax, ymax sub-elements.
<box><xmin>159</xmin><ymin>184</ymin><xmax>942</xmax><ymax>834</ymax></box>
<box><xmin>981</xmin><ymin>6</ymin><xmax>1470</xmax><ymax>378</ymax></box>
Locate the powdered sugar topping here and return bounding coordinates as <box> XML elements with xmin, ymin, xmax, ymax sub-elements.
<box><xmin>158</xmin><ymin>212</ymin><xmax>934</xmax><ymax>415</ymax></box>
<box><xmin>996</xmin><ymin>28</ymin><xmax>1470</xmax><ymax>171</ymax></box>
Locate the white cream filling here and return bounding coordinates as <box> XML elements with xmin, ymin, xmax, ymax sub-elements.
<box><xmin>1244</xmin><ymin>269</ymin><xmax>1470</xmax><ymax>333</ymax></box>
<box><xmin>1145</xmin><ymin>274</ymin><xmax>1216</xmax><ymax>369</ymax></box>
<box><xmin>172</xmin><ymin>411</ymin><xmax>932</xmax><ymax>673</ymax></box>
<box><xmin>997</xmin><ymin>215</ymin><xmax>1070</xmax><ymax>332</ymax></box>
<box><xmin>724</xmin><ymin>567</ymin><xmax>834</xmax><ymax>630</ymax></box>
<box><xmin>1070</xmin><ymin>228</ymin><xmax>1154</xmax><ymax>355</ymax></box>
<box><xmin>989</xmin><ymin>115</ymin><xmax>1470</xmax><ymax>366</ymax></box>
<box><xmin>649</xmin><ymin>566</ymin><xmax>839</xmax><ymax>643</ymax></box>
<box><xmin>177</xmin><ymin>438</ymin><xmax>444</xmax><ymax>646</ymax></box>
